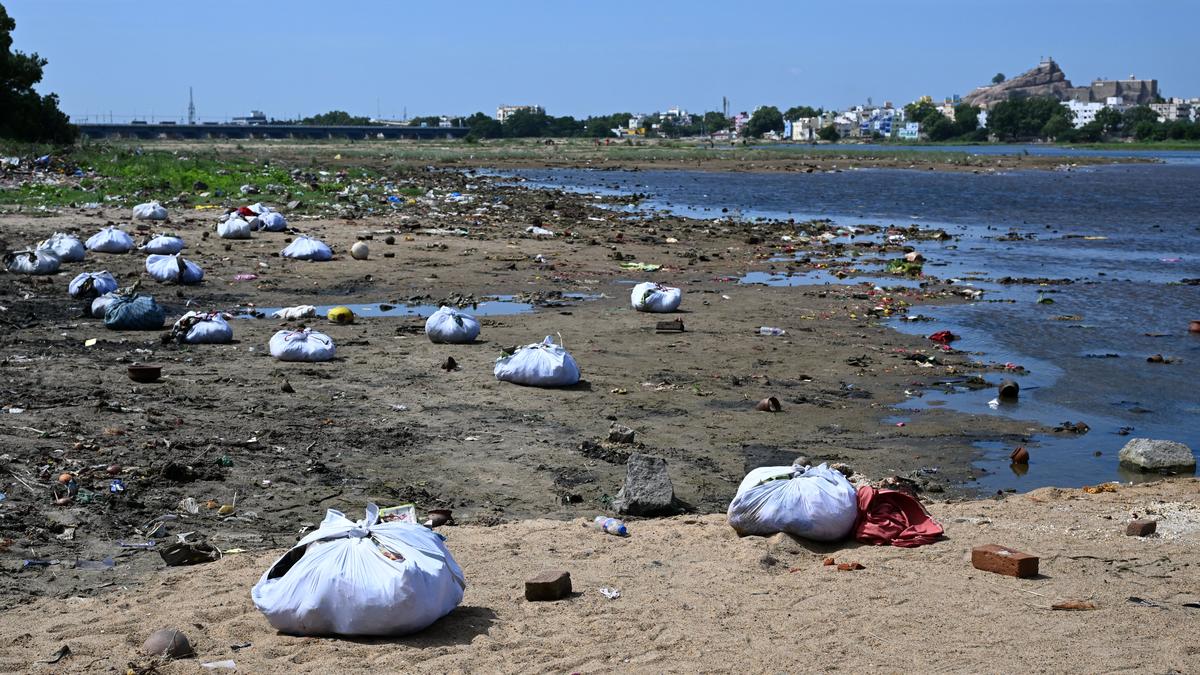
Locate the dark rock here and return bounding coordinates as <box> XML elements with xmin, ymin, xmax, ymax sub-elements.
<box><xmin>607</xmin><ymin>424</ymin><xmax>635</xmax><ymax>444</ymax></box>
<box><xmin>613</xmin><ymin>453</ymin><xmax>676</xmax><ymax>517</ymax></box>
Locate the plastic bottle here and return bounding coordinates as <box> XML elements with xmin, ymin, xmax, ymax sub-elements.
<box><xmin>758</xmin><ymin>326</ymin><xmax>787</xmax><ymax>336</ymax></box>
<box><xmin>593</xmin><ymin>516</ymin><xmax>628</xmax><ymax>537</ymax></box>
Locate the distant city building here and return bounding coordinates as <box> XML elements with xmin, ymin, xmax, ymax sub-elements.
<box><xmin>1068</xmin><ymin>100</ymin><xmax>1105</xmax><ymax>128</ymax></box>
<box><xmin>232</xmin><ymin>110</ymin><xmax>267</xmax><ymax>125</ymax></box>
<box><xmin>936</xmin><ymin>103</ymin><xmax>956</xmax><ymax>121</ymax></box>
<box><xmin>1149</xmin><ymin>101</ymin><xmax>1192</xmax><ymax>123</ymax></box>
<box><xmin>790</xmin><ymin>117</ymin><xmax>821</xmax><ymax>142</ymax></box>
<box><xmin>495</xmin><ymin>105</ymin><xmax>544</xmax><ymax>122</ymax></box>
<box><xmin>732</xmin><ymin>112</ymin><xmax>750</xmax><ymax>134</ymax></box>
<box><xmin>898</xmin><ymin>122</ymin><xmax>921</xmax><ymax>140</ymax></box>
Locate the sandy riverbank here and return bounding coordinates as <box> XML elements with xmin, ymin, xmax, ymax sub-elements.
<box><xmin>0</xmin><ymin>479</ymin><xmax>1196</xmax><ymax>673</ymax></box>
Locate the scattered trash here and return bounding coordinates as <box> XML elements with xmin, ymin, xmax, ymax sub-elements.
<box><xmin>426</xmin><ymin>306</ymin><xmax>480</xmax><ymax>344</ymax></box>
<box><xmin>494</xmin><ymin>336</ymin><xmax>580</xmax><ymax>387</ymax></box>
<box><xmin>327</xmin><ymin>306</ymin><xmax>355</xmax><ymax>324</ymax></box>
<box><xmin>40</xmin><ymin>645</ymin><xmax>71</xmax><ymax>664</ymax></box>
<box><xmin>270</xmin><ymin>329</ymin><xmax>336</xmax><ymax>362</ymax></box>
<box><xmin>619</xmin><ymin>261</ymin><xmax>661</xmax><ymax>271</ymax></box>
<box><xmin>1053</xmin><ymin>421</ymin><xmax>1090</xmax><ymax>434</ymax></box>
<box><xmin>1051</xmin><ymin>600</ymin><xmax>1097</xmax><ymax>611</ymax></box>
<box><xmin>836</xmin><ymin>562</ymin><xmax>865</xmax><ymax>571</ymax></box>
<box><xmin>928</xmin><ymin>330</ymin><xmax>957</xmax><ymax>344</ymax></box>
<box><xmin>599</xmin><ymin>587</ymin><xmax>621</xmax><ymax>599</ymax></box>
<box><xmin>350</xmin><ymin>241</ymin><xmax>369</xmax><ymax>260</ymax></box>
<box><xmin>201</xmin><ymin>660</ymin><xmax>237</xmax><ymax>670</ymax></box>
<box><xmin>1126</xmin><ymin>596</ymin><xmax>1161</xmax><ymax>608</ymax></box>
<box><xmin>631</xmin><ymin>282</ymin><xmax>682</xmax><ymax>313</ymax></box>
<box><xmin>159</xmin><ymin>538</ymin><xmax>221</xmax><ymax>566</ymax></box>
<box><xmin>757</xmin><ymin>326</ymin><xmax>786</xmax><ymax>336</ymax></box>
<box><xmin>998</xmin><ymin>379</ymin><xmax>1019</xmax><ymax>401</ymax></box>
<box><xmin>728</xmin><ymin>463</ymin><xmax>857</xmax><ymax>541</ymax></box>
<box><xmin>592</xmin><ymin>516</ymin><xmax>628</xmax><ymax>537</ymax></box>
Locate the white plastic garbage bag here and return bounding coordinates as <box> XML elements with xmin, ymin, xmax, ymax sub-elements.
<box><xmin>91</xmin><ymin>293</ymin><xmax>119</xmax><ymax>318</ymax></box>
<box><xmin>86</xmin><ymin>227</ymin><xmax>134</xmax><ymax>253</ymax></box>
<box><xmin>172</xmin><ymin>311</ymin><xmax>233</xmax><ymax>344</ymax></box>
<box><xmin>494</xmin><ymin>336</ymin><xmax>580</xmax><ymax>387</ymax></box>
<box><xmin>525</xmin><ymin>226</ymin><xmax>555</xmax><ymax>238</ymax></box>
<box><xmin>217</xmin><ymin>218</ymin><xmax>253</xmax><ymax>240</ymax></box>
<box><xmin>425</xmin><ymin>306</ymin><xmax>480</xmax><ymax>344</ymax></box>
<box><xmin>259</xmin><ymin>211</ymin><xmax>288</xmax><ymax>232</ymax></box>
<box><xmin>631</xmin><ymin>282</ymin><xmax>682</xmax><ymax>313</ymax></box>
<box><xmin>37</xmin><ymin>233</ymin><xmax>86</xmax><ymax>262</ymax></box>
<box><xmin>282</xmin><ymin>236</ymin><xmax>332</xmax><ymax>261</ymax></box>
<box><xmin>146</xmin><ymin>254</ymin><xmax>204</xmax><ymax>284</ymax></box>
<box><xmin>269</xmin><ymin>329</ymin><xmax>336</xmax><ymax>362</ymax></box>
<box><xmin>271</xmin><ymin>305</ymin><xmax>317</xmax><ymax>320</ymax></box>
<box><xmin>251</xmin><ymin>504</ymin><xmax>466</xmax><ymax>637</ymax></box>
<box><xmin>69</xmin><ymin>271</ymin><xmax>118</xmax><ymax>298</ymax></box>
<box><xmin>139</xmin><ymin>234</ymin><xmax>185</xmax><ymax>255</ymax></box>
<box><xmin>5</xmin><ymin>249</ymin><xmax>60</xmax><ymax>275</ymax></box>
<box><xmin>132</xmin><ymin>201</ymin><xmax>168</xmax><ymax>220</ymax></box>
<box><xmin>726</xmin><ymin>463</ymin><xmax>858</xmax><ymax>541</ymax></box>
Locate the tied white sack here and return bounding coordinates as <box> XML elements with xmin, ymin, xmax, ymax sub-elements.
<box><xmin>494</xmin><ymin>336</ymin><xmax>580</xmax><ymax>387</ymax></box>
<box><xmin>86</xmin><ymin>227</ymin><xmax>134</xmax><ymax>253</ymax></box>
<box><xmin>172</xmin><ymin>311</ymin><xmax>233</xmax><ymax>344</ymax></box>
<box><xmin>91</xmin><ymin>293</ymin><xmax>119</xmax><ymax>318</ymax></box>
<box><xmin>217</xmin><ymin>218</ymin><xmax>253</xmax><ymax>240</ymax></box>
<box><xmin>146</xmin><ymin>254</ymin><xmax>204</xmax><ymax>284</ymax></box>
<box><xmin>69</xmin><ymin>271</ymin><xmax>118</xmax><ymax>298</ymax></box>
<box><xmin>132</xmin><ymin>201</ymin><xmax>168</xmax><ymax>221</ymax></box>
<box><xmin>271</xmin><ymin>305</ymin><xmax>317</xmax><ymax>320</ymax></box>
<box><xmin>726</xmin><ymin>463</ymin><xmax>858</xmax><ymax>541</ymax></box>
<box><xmin>37</xmin><ymin>233</ymin><xmax>86</xmax><ymax>262</ymax></box>
<box><xmin>140</xmin><ymin>234</ymin><xmax>185</xmax><ymax>255</ymax></box>
<box><xmin>282</xmin><ymin>236</ymin><xmax>332</xmax><ymax>261</ymax></box>
<box><xmin>631</xmin><ymin>282</ymin><xmax>682</xmax><ymax>313</ymax></box>
<box><xmin>251</xmin><ymin>504</ymin><xmax>466</xmax><ymax>637</ymax></box>
<box><xmin>259</xmin><ymin>212</ymin><xmax>288</xmax><ymax>232</ymax></box>
<box><xmin>5</xmin><ymin>249</ymin><xmax>60</xmax><ymax>275</ymax></box>
<box><xmin>270</xmin><ymin>329</ymin><xmax>336</xmax><ymax>362</ymax></box>
<box><xmin>425</xmin><ymin>306</ymin><xmax>480</xmax><ymax>344</ymax></box>
<box><xmin>525</xmin><ymin>226</ymin><xmax>555</xmax><ymax>238</ymax></box>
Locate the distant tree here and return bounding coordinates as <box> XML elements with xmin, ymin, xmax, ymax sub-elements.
<box><xmin>1094</xmin><ymin>107</ymin><xmax>1123</xmax><ymax>136</ymax></box>
<box><xmin>301</xmin><ymin>110</ymin><xmax>373</xmax><ymax>125</ymax></box>
<box><xmin>925</xmin><ymin>116</ymin><xmax>958</xmax><ymax>141</ymax></box>
<box><xmin>465</xmin><ymin>112</ymin><xmax>503</xmax><ymax>139</ymax></box>
<box><xmin>1070</xmin><ymin>120</ymin><xmax>1104</xmax><ymax>143</ymax></box>
<box><xmin>1122</xmin><ymin>106</ymin><xmax>1160</xmax><ymax>130</ymax></box>
<box><xmin>0</xmin><ymin>4</ymin><xmax>76</xmax><ymax>143</ymax></box>
<box><xmin>953</xmin><ymin>103</ymin><xmax>981</xmax><ymax>136</ymax></box>
<box><xmin>702</xmin><ymin>111</ymin><xmax>730</xmax><ymax>133</ymax></box>
<box><xmin>986</xmin><ymin>97</ymin><xmax>1072</xmax><ymax>140</ymax></box>
<box><xmin>744</xmin><ymin>106</ymin><xmax>784</xmax><ymax>138</ymax></box>
<box><xmin>903</xmin><ymin>100</ymin><xmax>940</xmax><ymax>126</ymax></box>
<box><xmin>502</xmin><ymin>109</ymin><xmax>550</xmax><ymax>137</ymax></box>
<box><xmin>1040</xmin><ymin>113</ymin><xmax>1072</xmax><ymax>140</ymax></box>
<box><xmin>992</xmin><ymin>73</ymin><xmax>1006</xmax><ymax>85</ymax></box>
<box><xmin>783</xmin><ymin>105</ymin><xmax>822</xmax><ymax>121</ymax></box>
<box><xmin>583</xmin><ymin>113</ymin><xmax>629</xmax><ymax>138</ymax></box>
<box><xmin>544</xmin><ymin>115</ymin><xmax>584</xmax><ymax>137</ymax></box>
<box><xmin>406</xmin><ymin>115</ymin><xmax>442</xmax><ymax>127</ymax></box>
<box><xmin>817</xmin><ymin>124</ymin><xmax>840</xmax><ymax>142</ymax></box>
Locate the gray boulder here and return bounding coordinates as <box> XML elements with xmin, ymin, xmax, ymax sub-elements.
<box><xmin>612</xmin><ymin>453</ymin><xmax>675</xmax><ymax>516</ymax></box>
<box><xmin>1118</xmin><ymin>438</ymin><xmax>1196</xmax><ymax>473</ymax></box>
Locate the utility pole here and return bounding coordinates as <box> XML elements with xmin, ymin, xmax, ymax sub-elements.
<box><xmin>188</xmin><ymin>87</ymin><xmax>196</xmax><ymax>125</ymax></box>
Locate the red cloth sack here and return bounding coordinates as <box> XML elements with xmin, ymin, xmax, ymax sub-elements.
<box><xmin>854</xmin><ymin>485</ymin><xmax>944</xmax><ymax>547</ymax></box>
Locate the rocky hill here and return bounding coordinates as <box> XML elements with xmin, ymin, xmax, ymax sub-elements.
<box><xmin>963</xmin><ymin>60</ymin><xmax>1077</xmax><ymax>108</ymax></box>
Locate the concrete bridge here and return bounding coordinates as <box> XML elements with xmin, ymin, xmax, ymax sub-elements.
<box><xmin>77</xmin><ymin>123</ymin><xmax>470</xmax><ymax>141</ymax></box>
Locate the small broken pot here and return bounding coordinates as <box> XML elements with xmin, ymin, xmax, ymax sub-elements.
<box><xmin>142</xmin><ymin>628</ymin><xmax>194</xmax><ymax>658</ymax></box>
<box><xmin>127</xmin><ymin>364</ymin><xmax>162</xmax><ymax>383</ymax></box>
<box><xmin>1010</xmin><ymin>446</ymin><xmax>1029</xmax><ymax>464</ymax></box>
<box><xmin>1189</xmin><ymin>320</ymin><xmax>1200</xmax><ymax>333</ymax></box>
<box><xmin>159</xmin><ymin>540</ymin><xmax>221</xmax><ymax>566</ymax></box>
<box><xmin>998</xmin><ymin>379</ymin><xmax>1019</xmax><ymax>401</ymax></box>
<box><xmin>754</xmin><ymin>396</ymin><xmax>782</xmax><ymax>412</ymax></box>
<box><xmin>425</xmin><ymin>509</ymin><xmax>453</xmax><ymax>528</ymax></box>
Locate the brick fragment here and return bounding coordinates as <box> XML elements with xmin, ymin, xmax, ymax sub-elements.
<box><xmin>525</xmin><ymin>570</ymin><xmax>572</xmax><ymax>601</ymax></box>
<box><xmin>971</xmin><ymin>544</ymin><xmax>1039</xmax><ymax>578</ymax></box>
<box><xmin>1125</xmin><ymin>519</ymin><xmax>1157</xmax><ymax>536</ymax></box>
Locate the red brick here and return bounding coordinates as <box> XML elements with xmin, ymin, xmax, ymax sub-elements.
<box><xmin>971</xmin><ymin>544</ymin><xmax>1039</xmax><ymax>578</ymax></box>
<box><xmin>1126</xmin><ymin>519</ymin><xmax>1157</xmax><ymax>536</ymax></box>
<box><xmin>525</xmin><ymin>570</ymin><xmax>572</xmax><ymax>601</ymax></box>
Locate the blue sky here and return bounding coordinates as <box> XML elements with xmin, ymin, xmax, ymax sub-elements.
<box><xmin>6</xmin><ymin>0</ymin><xmax>1197</xmax><ymax>123</ymax></box>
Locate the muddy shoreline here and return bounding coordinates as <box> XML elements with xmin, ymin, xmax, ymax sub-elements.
<box><xmin>1</xmin><ymin>148</ymin><xmax>1066</xmax><ymax>606</ymax></box>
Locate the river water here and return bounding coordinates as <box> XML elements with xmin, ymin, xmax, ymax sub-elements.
<box><xmin>503</xmin><ymin>162</ymin><xmax>1200</xmax><ymax>492</ymax></box>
